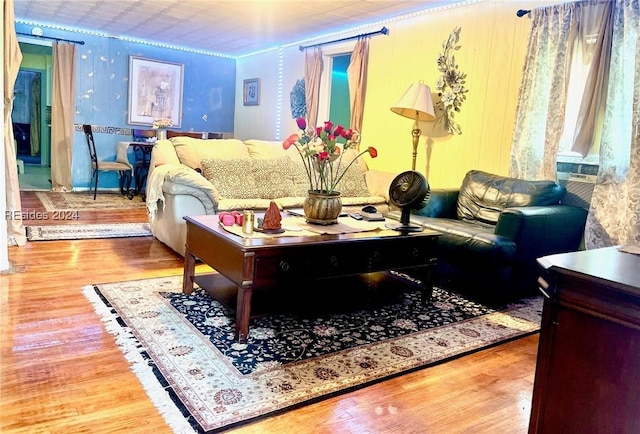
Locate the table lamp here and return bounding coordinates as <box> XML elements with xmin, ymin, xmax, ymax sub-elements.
<box><xmin>390</xmin><ymin>81</ymin><xmax>435</xmax><ymax>170</ymax></box>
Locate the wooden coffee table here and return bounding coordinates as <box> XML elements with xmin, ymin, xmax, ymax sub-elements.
<box><xmin>182</xmin><ymin>214</ymin><xmax>440</xmax><ymax>342</ymax></box>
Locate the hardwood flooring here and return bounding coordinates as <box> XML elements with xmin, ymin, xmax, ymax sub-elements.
<box><xmin>1</xmin><ymin>191</ymin><xmax>540</xmax><ymax>433</ymax></box>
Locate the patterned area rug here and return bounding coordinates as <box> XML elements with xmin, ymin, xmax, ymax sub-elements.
<box><xmin>26</xmin><ymin>223</ymin><xmax>152</xmax><ymax>241</ymax></box>
<box><xmin>83</xmin><ymin>274</ymin><xmax>542</xmax><ymax>433</ymax></box>
<box><xmin>36</xmin><ymin>191</ymin><xmax>146</xmax><ymax>211</ymax></box>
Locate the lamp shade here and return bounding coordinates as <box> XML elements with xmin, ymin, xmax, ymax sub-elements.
<box><xmin>390</xmin><ymin>81</ymin><xmax>435</xmax><ymax>122</ymax></box>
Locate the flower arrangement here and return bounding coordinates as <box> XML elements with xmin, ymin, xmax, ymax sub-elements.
<box><xmin>283</xmin><ymin>118</ymin><xmax>377</xmax><ymax>194</ymax></box>
<box><xmin>435</xmin><ymin>27</ymin><xmax>467</xmax><ymax>135</ymax></box>
<box><xmin>152</xmin><ymin>118</ymin><xmax>173</xmax><ymax>129</ymax></box>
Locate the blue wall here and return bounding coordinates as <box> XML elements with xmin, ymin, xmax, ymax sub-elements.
<box><xmin>15</xmin><ymin>23</ymin><xmax>236</xmax><ymax>190</ymax></box>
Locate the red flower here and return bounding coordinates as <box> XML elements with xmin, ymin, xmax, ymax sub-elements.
<box><xmin>316</xmin><ymin>127</ymin><xmax>322</xmax><ymax>137</ymax></box>
<box><xmin>342</xmin><ymin>128</ymin><xmax>354</xmax><ymax>140</ymax></box>
<box><xmin>368</xmin><ymin>147</ymin><xmax>378</xmax><ymax>158</ymax></box>
<box><xmin>333</xmin><ymin>125</ymin><xmax>344</xmax><ymax>137</ymax></box>
<box><xmin>282</xmin><ymin>134</ymin><xmax>299</xmax><ymax>150</ymax></box>
<box><xmin>296</xmin><ymin>118</ymin><xmax>306</xmax><ymax>130</ymax></box>
<box><xmin>323</xmin><ymin>121</ymin><xmax>333</xmax><ymax>132</ymax></box>
<box><xmin>318</xmin><ymin>151</ymin><xmax>329</xmax><ymax>161</ymax></box>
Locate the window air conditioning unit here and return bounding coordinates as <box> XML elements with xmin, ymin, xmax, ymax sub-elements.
<box><xmin>556</xmin><ymin>152</ymin><xmax>598</xmax><ymax>209</ymax></box>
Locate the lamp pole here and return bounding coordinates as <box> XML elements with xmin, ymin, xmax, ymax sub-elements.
<box><xmin>411</xmin><ymin>115</ymin><xmax>421</xmax><ymax>171</ymax></box>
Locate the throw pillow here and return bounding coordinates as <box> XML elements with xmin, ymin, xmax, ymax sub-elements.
<box><xmin>252</xmin><ymin>157</ymin><xmax>296</xmax><ymax>199</ymax></box>
<box><xmin>201</xmin><ymin>158</ymin><xmax>259</xmax><ymax>199</ymax></box>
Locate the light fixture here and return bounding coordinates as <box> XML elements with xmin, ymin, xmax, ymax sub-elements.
<box><xmin>390</xmin><ymin>80</ymin><xmax>435</xmax><ymax>171</ymax></box>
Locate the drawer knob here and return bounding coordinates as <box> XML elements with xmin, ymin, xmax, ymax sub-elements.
<box><xmin>279</xmin><ymin>261</ymin><xmax>290</xmax><ymax>272</ymax></box>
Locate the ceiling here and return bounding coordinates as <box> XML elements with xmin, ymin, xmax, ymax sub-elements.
<box><xmin>13</xmin><ymin>0</ymin><xmax>471</xmax><ymax>57</ymax></box>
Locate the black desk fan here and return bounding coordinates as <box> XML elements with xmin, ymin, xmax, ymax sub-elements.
<box><xmin>385</xmin><ymin>170</ymin><xmax>430</xmax><ymax>232</ymax></box>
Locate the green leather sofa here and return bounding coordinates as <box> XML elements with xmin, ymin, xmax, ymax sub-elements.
<box><xmin>399</xmin><ymin>170</ymin><xmax>588</xmax><ymax>304</ymax></box>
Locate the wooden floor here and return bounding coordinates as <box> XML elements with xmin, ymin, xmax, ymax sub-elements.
<box><xmin>1</xmin><ymin>191</ymin><xmax>540</xmax><ymax>433</ymax></box>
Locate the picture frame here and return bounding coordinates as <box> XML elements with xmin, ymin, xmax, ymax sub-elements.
<box><xmin>128</xmin><ymin>56</ymin><xmax>184</xmax><ymax>127</ymax></box>
<box><xmin>243</xmin><ymin>78</ymin><xmax>260</xmax><ymax>106</ymax></box>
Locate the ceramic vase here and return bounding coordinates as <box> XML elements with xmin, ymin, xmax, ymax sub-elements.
<box><xmin>303</xmin><ymin>190</ymin><xmax>342</xmax><ymax>225</ymax></box>
<box><xmin>156</xmin><ymin>128</ymin><xmax>167</xmax><ymax>140</ymax></box>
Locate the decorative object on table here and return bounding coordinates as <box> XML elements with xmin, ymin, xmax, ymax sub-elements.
<box><xmin>390</xmin><ymin>80</ymin><xmax>435</xmax><ymax>171</ymax></box>
<box><xmin>152</xmin><ymin>117</ymin><xmax>173</xmax><ymax>140</ymax></box>
<box><xmin>385</xmin><ymin>171</ymin><xmax>430</xmax><ymax>232</ymax></box>
<box><xmin>283</xmin><ymin>117</ymin><xmax>377</xmax><ymax>224</ymax></box>
<box><xmin>261</xmin><ymin>201</ymin><xmax>283</xmax><ymax>232</ymax></box>
<box><xmin>243</xmin><ymin>77</ymin><xmax>260</xmax><ymax>106</ymax></box>
<box><xmin>84</xmin><ymin>274</ymin><xmax>542</xmax><ymax>433</ymax></box>
<box><xmin>289</xmin><ymin>78</ymin><xmax>306</xmax><ymax>119</ymax></box>
<box><xmin>434</xmin><ymin>27</ymin><xmax>467</xmax><ymax>135</ymax></box>
<box><xmin>127</xmin><ymin>56</ymin><xmax>183</xmax><ymax>128</ymax></box>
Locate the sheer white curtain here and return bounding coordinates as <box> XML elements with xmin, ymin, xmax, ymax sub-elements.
<box><xmin>584</xmin><ymin>0</ymin><xmax>640</xmax><ymax>248</ymax></box>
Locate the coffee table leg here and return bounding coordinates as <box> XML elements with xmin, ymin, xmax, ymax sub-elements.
<box><xmin>236</xmin><ymin>285</ymin><xmax>253</xmax><ymax>343</ymax></box>
<box><xmin>182</xmin><ymin>250</ymin><xmax>196</xmax><ymax>294</ymax></box>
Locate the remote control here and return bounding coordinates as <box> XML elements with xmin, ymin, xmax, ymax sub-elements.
<box><xmin>349</xmin><ymin>213</ymin><xmax>363</xmax><ymax>220</ymax></box>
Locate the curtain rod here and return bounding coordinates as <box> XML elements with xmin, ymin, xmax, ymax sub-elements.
<box><xmin>16</xmin><ymin>32</ymin><xmax>85</xmax><ymax>45</ymax></box>
<box><xmin>517</xmin><ymin>9</ymin><xmax>531</xmax><ymax>17</ymax></box>
<box><xmin>299</xmin><ymin>26</ymin><xmax>388</xmax><ymax>51</ymax></box>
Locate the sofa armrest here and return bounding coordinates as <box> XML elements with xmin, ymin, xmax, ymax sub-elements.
<box><xmin>147</xmin><ymin>163</ymin><xmax>219</xmax><ymax>218</ymax></box>
<box><xmin>414</xmin><ymin>188</ymin><xmax>459</xmax><ymax>219</ymax></box>
<box><xmin>495</xmin><ymin>205</ymin><xmax>588</xmax><ymax>255</ymax></box>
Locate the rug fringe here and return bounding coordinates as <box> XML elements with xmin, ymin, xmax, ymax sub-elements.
<box><xmin>82</xmin><ymin>285</ymin><xmax>197</xmax><ymax>434</ymax></box>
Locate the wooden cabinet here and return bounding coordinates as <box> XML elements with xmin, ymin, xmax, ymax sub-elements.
<box><xmin>529</xmin><ymin>247</ymin><xmax>640</xmax><ymax>434</ymax></box>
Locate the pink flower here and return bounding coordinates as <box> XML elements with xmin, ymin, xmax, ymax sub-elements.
<box><xmin>295</xmin><ymin>118</ymin><xmax>306</xmax><ymax>130</ymax></box>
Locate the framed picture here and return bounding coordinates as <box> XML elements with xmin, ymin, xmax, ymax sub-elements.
<box><xmin>128</xmin><ymin>56</ymin><xmax>184</xmax><ymax>127</ymax></box>
<box><xmin>243</xmin><ymin>78</ymin><xmax>260</xmax><ymax>106</ymax></box>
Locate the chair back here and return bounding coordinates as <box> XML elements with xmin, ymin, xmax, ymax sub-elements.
<box><xmin>82</xmin><ymin>124</ymin><xmax>99</xmax><ymax>167</ymax></box>
<box><xmin>133</xmin><ymin>129</ymin><xmax>156</xmax><ymax>142</ymax></box>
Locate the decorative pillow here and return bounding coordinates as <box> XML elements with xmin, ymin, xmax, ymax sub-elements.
<box><xmin>333</xmin><ymin>148</ymin><xmax>369</xmax><ymax>196</ymax></box>
<box><xmin>173</xmin><ymin>138</ymin><xmax>248</xmax><ymax>171</ymax></box>
<box><xmin>201</xmin><ymin>158</ymin><xmax>259</xmax><ymax>199</ymax></box>
<box><xmin>252</xmin><ymin>157</ymin><xmax>296</xmax><ymax>199</ymax></box>
<box><xmin>244</xmin><ymin>139</ymin><xmax>299</xmax><ymax>162</ymax></box>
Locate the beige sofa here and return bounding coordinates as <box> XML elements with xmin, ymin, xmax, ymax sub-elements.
<box><xmin>146</xmin><ymin>137</ymin><xmax>396</xmax><ymax>255</ymax></box>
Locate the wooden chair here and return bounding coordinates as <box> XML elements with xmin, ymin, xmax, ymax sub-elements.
<box><xmin>82</xmin><ymin>124</ymin><xmax>132</xmax><ymax>200</ymax></box>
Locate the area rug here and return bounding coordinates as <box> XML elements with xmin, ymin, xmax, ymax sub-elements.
<box><xmin>26</xmin><ymin>222</ymin><xmax>152</xmax><ymax>241</ymax></box>
<box><xmin>83</xmin><ymin>274</ymin><xmax>542</xmax><ymax>433</ymax></box>
<box><xmin>36</xmin><ymin>191</ymin><xmax>146</xmax><ymax>211</ymax></box>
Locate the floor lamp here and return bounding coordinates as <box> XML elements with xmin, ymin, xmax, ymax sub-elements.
<box><xmin>390</xmin><ymin>81</ymin><xmax>435</xmax><ymax>171</ymax></box>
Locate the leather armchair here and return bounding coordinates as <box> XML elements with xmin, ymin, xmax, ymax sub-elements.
<box><xmin>401</xmin><ymin>170</ymin><xmax>588</xmax><ymax>303</ymax></box>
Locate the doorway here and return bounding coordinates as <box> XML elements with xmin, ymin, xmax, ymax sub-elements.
<box><xmin>14</xmin><ymin>42</ymin><xmax>52</xmax><ymax>191</ymax></box>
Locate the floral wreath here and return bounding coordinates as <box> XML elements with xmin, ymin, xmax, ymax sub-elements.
<box><xmin>435</xmin><ymin>27</ymin><xmax>467</xmax><ymax>135</ymax></box>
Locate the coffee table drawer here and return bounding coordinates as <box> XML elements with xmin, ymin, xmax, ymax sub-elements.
<box><xmin>253</xmin><ymin>237</ymin><xmax>437</xmax><ymax>282</ymax></box>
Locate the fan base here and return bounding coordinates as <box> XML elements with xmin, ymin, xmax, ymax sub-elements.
<box><xmin>385</xmin><ymin>222</ymin><xmax>424</xmax><ymax>232</ymax></box>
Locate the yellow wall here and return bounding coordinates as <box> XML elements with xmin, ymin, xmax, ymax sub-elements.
<box><xmin>236</xmin><ymin>0</ymin><xmax>544</xmax><ymax>188</ymax></box>
<box><xmin>362</xmin><ymin>1</ymin><xmax>533</xmax><ymax>187</ymax></box>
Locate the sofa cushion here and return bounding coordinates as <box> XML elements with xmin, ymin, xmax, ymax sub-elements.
<box><xmin>201</xmin><ymin>158</ymin><xmax>259</xmax><ymax>200</ymax></box>
<box><xmin>420</xmin><ymin>217</ymin><xmax>517</xmax><ymax>267</ymax></box>
<box><xmin>252</xmin><ymin>157</ymin><xmax>296</xmax><ymax>199</ymax></box>
<box><xmin>172</xmin><ymin>137</ymin><xmax>249</xmax><ymax>171</ymax></box>
<box><xmin>244</xmin><ymin>139</ymin><xmax>300</xmax><ymax>162</ymax></box>
<box><xmin>457</xmin><ymin>170</ymin><xmax>565</xmax><ymax>225</ymax></box>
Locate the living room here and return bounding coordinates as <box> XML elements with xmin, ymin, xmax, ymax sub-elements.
<box><xmin>3</xmin><ymin>0</ymin><xmax>640</xmax><ymax>433</ymax></box>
